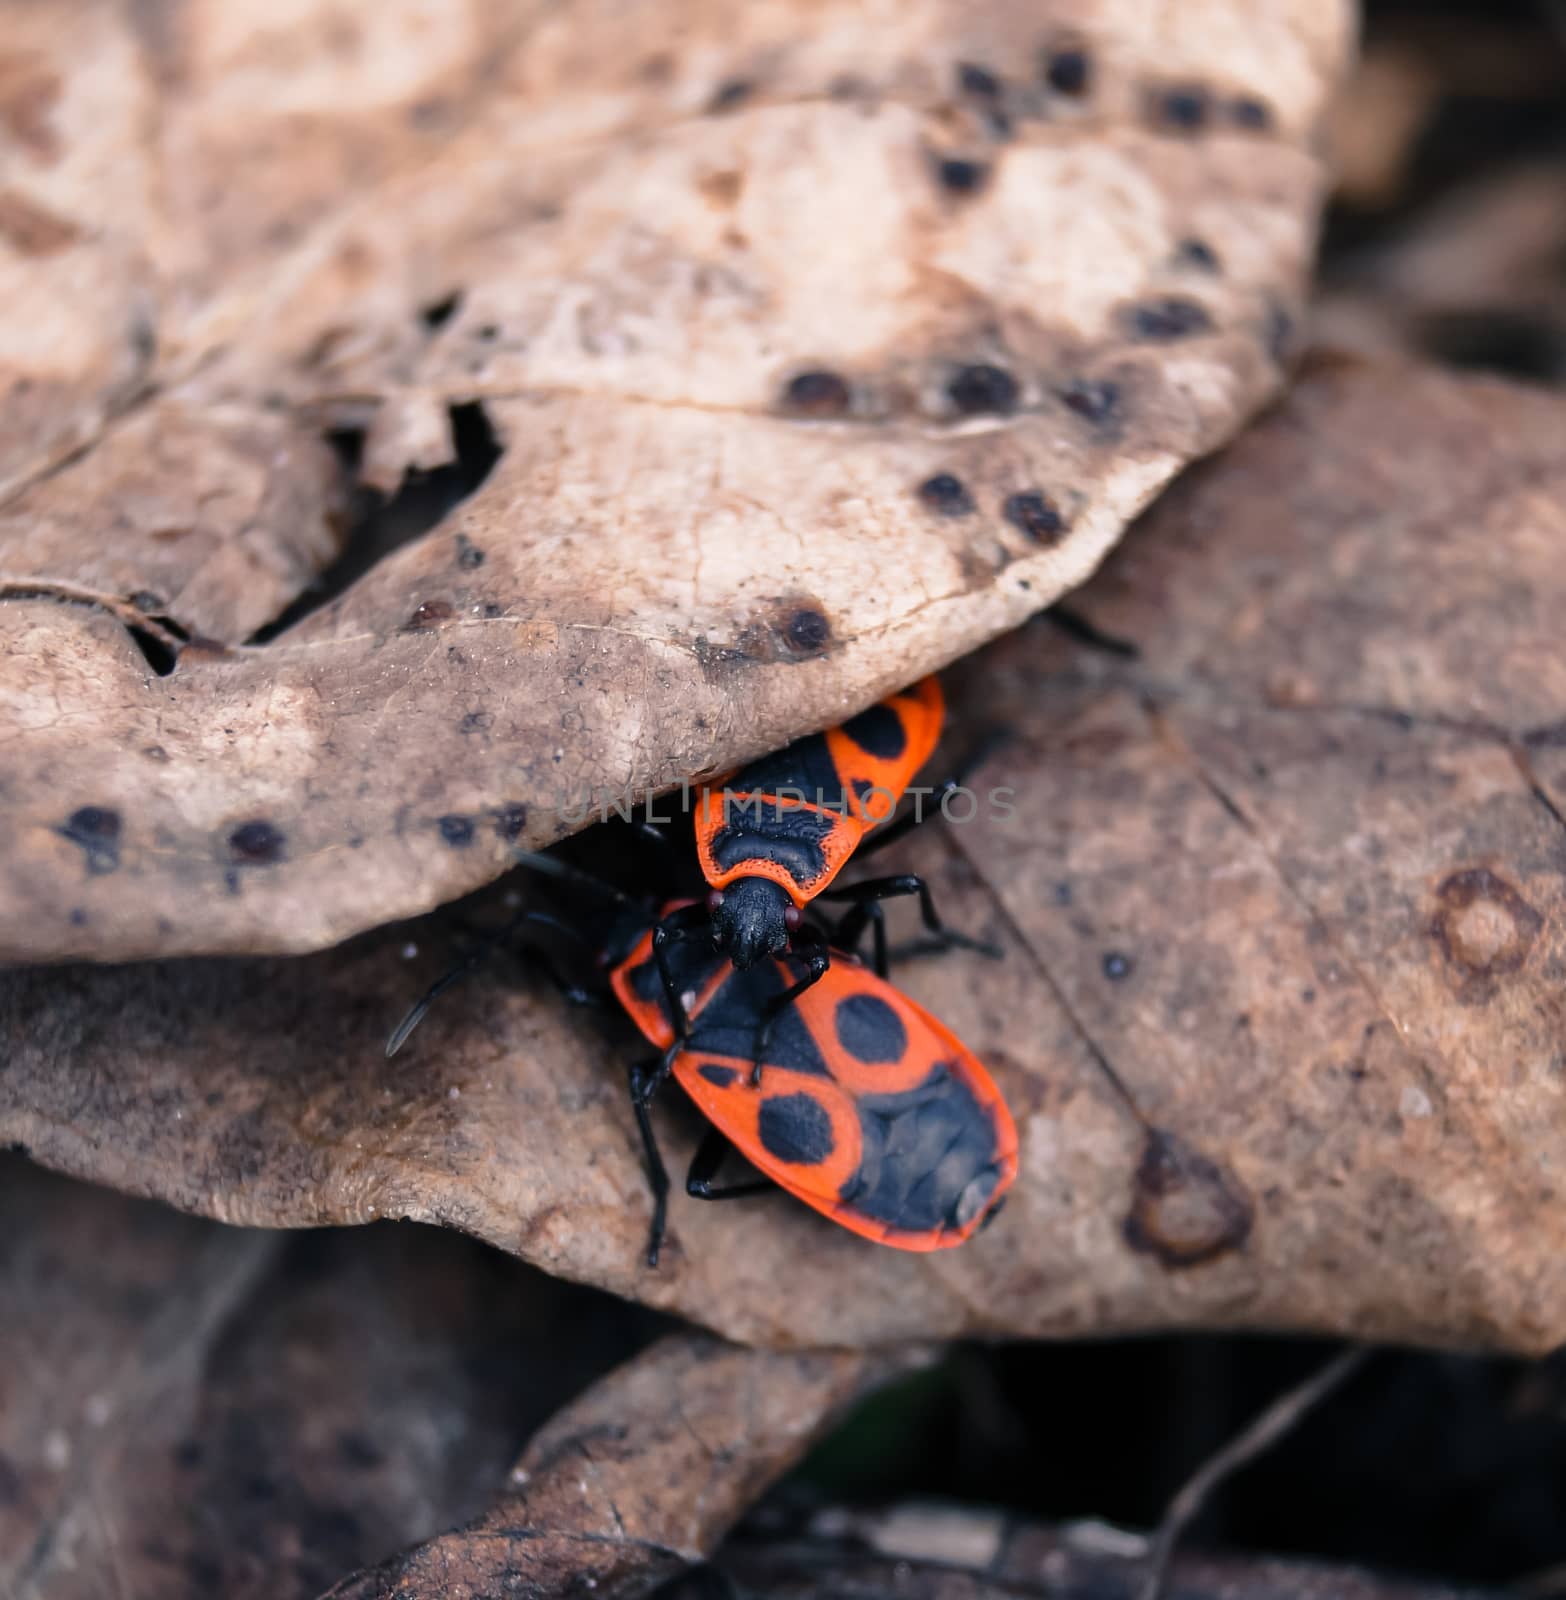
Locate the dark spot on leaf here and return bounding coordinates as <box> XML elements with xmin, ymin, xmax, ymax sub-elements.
<box><xmin>228</xmin><ymin>820</ymin><xmax>286</xmax><ymax>864</ymax></box>
<box><xmin>917</xmin><ymin>473</ymin><xmax>975</xmax><ymax>515</ymax></box>
<box><xmin>459</xmin><ymin>710</ymin><xmax>493</xmax><ymax>734</ymax></box>
<box><xmin>707</xmin><ymin>79</ymin><xmax>753</xmax><ymax>114</ymax></box>
<box><xmin>1175</xmin><ymin>237</ymin><xmax>1221</xmax><ymax>273</ymax></box>
<box><xmin>947</xmin><ymin>363</ymin><xmax>1019</xmax><ymax>415</ymax></box>
<box><xmin>224</xmin><ymin>868</ymin><xmax>241</xmax><ymax>895</ymax></box>
<box><xmin>69</xmin><ymin>907</ymin><xmax>86</xmax><ymax>926</ymax></box>
<box><xmin>1266</xmin><ymin>300</ymin><xmax>1297</xmax><ymax>365</ymax></box>
<box><xmin>1102</xmin><ymin>950</ymin><xmax>1133</xmax><ymax>980</ymax></box>
<box><xmin>1043</xmin><ymin>47</ymin><xmax>1090</xmax><ymax>96</ymax></box>
<box><xmin>957</xmin><ymin>62</ymin><xmax>1001</xmax><ymax>97</ymax></box>
<box><xmin>1060</xmin><ymin>379</ymin><xmax>1121</xmax><ymax>427</ymax></box>
<box><xmin>420</xmin><ymin>290</ymin><xmax>462</xmax><ymax>331</ymax></box>
<box><xmin>1229</xmin><ymin>96</ymin><xmax>1273</xmax><ymax>130</ymax></box>
<box><xmin>477</xmin><ymin>323</ymin><xmax>499</xmax><ymax>340</ymax></box>
<box><xmin>1003</xmin><ymin>491</ymin><xmax>1066</xmax><ymax>543</ymax></box>
<box><xmin>781</xmin><ymin>370</ymin><xmax>851</xmax><ymax>417</ymax></box>
<box><xmin>57</xmin><ymin>806</ymin><xmax>121</xmax><ymax>875</ymax></box>
<box><xmin>491</xmin><ymin>804</ymin><xmax>528</xmax><ymax>841</ymax></box>
<box><xmin>934</xmin><ymin>156</ymin><xmax>989</xmax><ymax>194</ymax></box>
<box><xmin>1126</xmin><ymin>297</ymin><xmax>1213</xmax><ymax>341</ymax></box>
<box><xmin>439</xmin><ymin>815</ymin><xmax>476</xmax><ymax>848</ymax></box>
<box><xmin>1429</xmin><ymin>867</ymin><xmax>1542</xmax><ymax>1005</ymax></box>
<box><xmin>455</xmin><ymin>534</ymin><xmax>485</xmax><ymax>570</ymax></box>
<box><xmin>782</xmin><ymin>608</ymin><xmax>831</xmax><ymax>655</ymax></box>
<box><xmin>1153</xmin><ymin>85</ymin><xmax>1210</xmax><ymax>133</ymax></box>
<box><xmin>1123</xmin><ymin>1127</ymin><xmax>1253</xmax><ymax>1268</ymax></box>
<box><xmin>404</xmin><ymin>600</ymin><xmax>455</xmax><ymax>630</ymax></box>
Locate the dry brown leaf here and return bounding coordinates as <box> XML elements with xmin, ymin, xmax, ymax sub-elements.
<box><xmin>5</xmin><ymin>360</ymin><xmax>1564</xmax><ymax>1353</ymax></box>
<box><xmin>0</xmin><ymin>0</ymin><xmax>1349</xmax><ymax>963</ymax></box>
<box><xmin>1316</xmin><ymin>162</ymin><xmax>1566</xmax><ymax>377</ymax></box>
<box><xmin>0</xmin><ymin>1156</ymin><xmax>663</xmax><ymax>1600</ymax></box>
<box><xmin>328</xmin><ymin>1334</ymin><xmax>889</xmax><ymax>1600</ymax></box>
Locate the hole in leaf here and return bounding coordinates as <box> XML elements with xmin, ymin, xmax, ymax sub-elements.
<box><xmin>126</xmin><ymin>625</ymin><xmax>179</xmax><ymax>676</ymax></box>
<box><xmin>247</xmin><ymin>403</ymin><xmax>504</xmax><ymax>644</ymax></box>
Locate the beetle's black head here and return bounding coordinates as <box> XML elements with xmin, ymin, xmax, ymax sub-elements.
<box><xmin>707</xmin><ymin>877</ymin><xmax>799</xmax><ymax>969</ymax></box>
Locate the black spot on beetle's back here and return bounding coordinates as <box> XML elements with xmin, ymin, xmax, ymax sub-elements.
<box><xmin>1126</xmin><ymin>298</ymin><xmax>1213</xmax><ymax>342</ymax></box>
<box><xmin>57</xmin><ymin>806</ymin><xmax>121</xmax><ymax>875</ymax></box>
<box><xmin>781</xmin><ymin>370</ymin><xmax>851</xmax><ymax>418</ymax></box>
<box><xmin>699</xmin><ymin>1063</ymin><xmax>739</xmax><ymax>1088</ymax></box>
<box><xmin>947</xmin><ymin>364</ymin><xmax>1019</xmax><ymax>416</ymax></box>
<box><xmin>1004</xmin><ymin>491</ymin><xmax>1066</xmax><ymax>543</ymax></box>
<box><xmin>834</xmin><ymin>992</ymin><xmax>907</xmax><ymax>1065</ymax></box>
<box><xmin>438</xmin><ymin>815</ymin><xmax>475</xmax><ymax>848</ymax></box>
<box><xmin>758</xmin><ymin>1092</ymin><xmax>835</xmax><ymax>1165</ymax></box>
<box><xmin>840</xmin><ymin>703</ymin><xmax>906</xmax><ymax>761</ymax></box>
<box><xmin>918</xmin><ymin>473</ymin><xmax>975</xmax><ymax>515</ymax></box>
<box><xmin>228</xmin><ymin>820</ymin><xmax>285</xmax><ymax>865</ymax></box>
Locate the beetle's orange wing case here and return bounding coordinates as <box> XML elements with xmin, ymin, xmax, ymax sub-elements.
<box><xmin>671</xmin><ymin>952</ymin><xmax>1017</xmax><ymax>1251</ymax></box>
<box><xmin>692</xmin><ymin>676</ymin><xmax>947</xmax><ymax>903</ymax></box>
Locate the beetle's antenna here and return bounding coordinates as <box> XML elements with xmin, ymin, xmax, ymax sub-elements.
<box><xmin>511</xmin><ymin>848</ymin><xmax>633</xmax><ymax>907</ymax></box>
<box><xmin>386</xmin><ymin>909</ymin><xmax>595</xmax><ymax>1058</ymax></box>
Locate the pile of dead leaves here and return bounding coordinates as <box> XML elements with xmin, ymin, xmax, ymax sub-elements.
<box><xmin>5</xmin><ymin>0</ymin><xmax>1565</xmax><ymax>1595</ymax></box>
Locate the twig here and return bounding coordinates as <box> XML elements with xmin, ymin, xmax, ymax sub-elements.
<box><xmin>1136</xmin><ymin>1346</ymin><xmax>1371</xmax><ymax>1600</ymax></box>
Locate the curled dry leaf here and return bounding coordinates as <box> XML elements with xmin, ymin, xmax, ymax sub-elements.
<box><xmin>0</xmin><ymin>0</ymin><xmax>1350</xmax><ymax>962</ymax></box>
<box><xmin>0</xmin><ymin>1157</ymin><xmax>662</xmax><ymax>1600</ymax></box>
<box><xmin>328</xmin><ymin>1334</ymin><xmax>889</xmax><ymax>1600</ymax></box>
<box><xmin>5</xmin><ymin>361</ymin><xmax>1565</xmax><ymax>1352</ymax></box>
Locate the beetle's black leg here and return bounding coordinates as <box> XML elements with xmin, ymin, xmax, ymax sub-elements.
<box><xmin>749</xmin><ymin>926</ymin><xmax>830</xmax><ymax>1085</ymax></box>
<box><xmin>830</xmin><ymin>898</ymin><xmax>890</xmax><ymax>978</ymax></box>
<box><xmin>817</xmin><ymin>873</ymin><xmax>1001</xmax><ymax>959</ymax></box>
<box><xmin>855</xmin><ymin>729</ymin><xmax>1011</xmax><ymax>860</ymax></box>
<box><xmin>650</xmin><ymin>902</ymin><xmax>712</xmax><ymax>1044</ymax></box>
<box><xmin>686</xmin><ymin>1128</ymin><xmax>772</xmax><ymax>1201</ymax></box>
<box><xmin>628</xmin><ymin>1057</ymin><xmax>673</xmax><ymax>1267</ymax></box>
